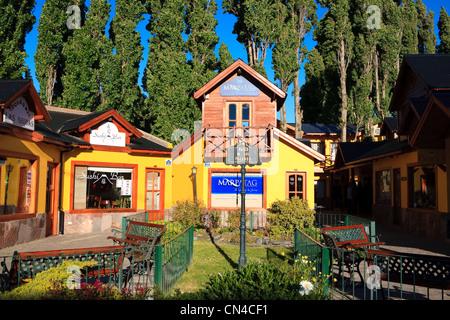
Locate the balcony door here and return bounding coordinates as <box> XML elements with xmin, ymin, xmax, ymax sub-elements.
<box><xmin>227</xmin><ymin>102</ymin><xmax>251</xmax><ymax>142</ymax></box>
<box><xmin>227</xmin><ymin>102</ymin><xmax>251</xmax><ymax>128</ymax></box>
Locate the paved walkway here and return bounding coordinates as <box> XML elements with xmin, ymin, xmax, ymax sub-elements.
<box><xmin>1</xmin><ymin>223</ymin><xmax>449</xmax><ymax>257</ymax></box>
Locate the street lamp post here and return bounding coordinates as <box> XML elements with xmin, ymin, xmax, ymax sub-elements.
<box><xmin>238</xmin><ymin>163</ymin><xmax>247</xmax><ymax>268</ymax></box>
<box><xmin>225</xmin><ymin>139</ymin><xmax>260</xmax><ymax>269</ymax></box>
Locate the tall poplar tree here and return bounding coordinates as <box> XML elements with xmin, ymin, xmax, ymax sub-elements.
<box><xmin>108</xmin><ymin>0</ymin><xmax>146</xmax><ymax>122</ymax></box>
<box><xmin>217</xmin><ymin>42</ymin><xmax>235</xmax><ymax>72</ymax></box>
<box><xmin>143</xmin><ymin>0</ymin><xmax>200</xmax><ymax>141</ymax></box>
<box><xmin>35</xmin><ymin>0</ymin><xmax>84</xmax><ymax>106</ymax></box>
<box><xmin>61</xmin><ymin>0</ymin><xmax>112</xmax><ymax>111</ymax></box>
<box><xmin>315</xmin><ymin>0</ymin><xmax>354</xmax><ymax>142</ymax></box>
<box><xmin>185</xmin><ymin>0</ymin><xmax>220</xmax><ymax>91</ymax></box>
<box><xmin>0</xmin><ymin>0</ymin><xmax>35</xmax><ymax>79</ymax></box>
<box><xmin>416</xmin><ymin>0</ymin><xmax>436</xmax><ymax>54</ymax></box>
<box><xmin>222</xmin><ymin>0</ymin><xmax>279</xmax><ymax>77</ymax></box>
<box><xmin>437</xmin><ymin>7</ymin><xmax>450</xmax><ymax>54</ymax></box>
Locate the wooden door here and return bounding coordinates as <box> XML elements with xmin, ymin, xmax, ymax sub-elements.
<box><xmin>17</xmin><ymin>167</ymin><xmax>28</xmax><ymax>213</ymax></box>
<box><xmin>45</xmin><ymin>163</ymin><xmax>57</xmax><ymax>236</ymax></box>
<box><xmin>393</xmin><ymin>168</ymin><xmax>401</xmax><ymax>225</ymax></box>
<box><xmin>145</xmin><ymin>168</ymin><xmax>165</xmax><ymax>220</ymax></box>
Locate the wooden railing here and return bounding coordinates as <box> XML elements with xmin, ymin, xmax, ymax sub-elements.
<box><xmin>203</xmin><ymin>125</ymin><xmax>273</xmax><ymax>163</ymax></box>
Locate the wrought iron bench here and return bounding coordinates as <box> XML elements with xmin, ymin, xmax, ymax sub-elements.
<box><xmin>4</xmin><ymin>246</ymin><xmax>126</xmax><ymax>289</ymax></box>
<box><xmin>322</xmin><ymin>224</ymin><xmax>384</xmax><ymax>249</ymax></box>
<box><xmin>108</xmin><ymin>221</ymin><xmax>166</xmax><ymax>247</ymax></box>
<box><xmin>322</xmin><ymin>231</ymin><xmax>365</xmax><ymax>283</ymax></box>
<box><xmin>122</xmin><ymin>224</ymin><xmax>166</xmax><ymax>288</ymax></box>
<box><xmin>367</xmin><ymin>249</ymin><xmax>450</xmax><ymax>300</ymax></box>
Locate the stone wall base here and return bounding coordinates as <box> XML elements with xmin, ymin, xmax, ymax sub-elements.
<box><xmin>0</xmin><ymin>213</ymin><xmax>46</xmax><ymax>249</ymax></box>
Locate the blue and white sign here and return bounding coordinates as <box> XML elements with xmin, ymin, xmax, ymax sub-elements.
<box><xmin>211</xmin><ymin>175</ymin><xmax>263</xmax><ymax>195</ymax></box>
<box><xmin>220</xmin><ymin>77</ymin><xmax>259</xmax><ymax>96</ymax></box>
<box><xmin>210</xmin><ymin>172</ymin><xmax>264</xmax><ymax>208</ymax></box>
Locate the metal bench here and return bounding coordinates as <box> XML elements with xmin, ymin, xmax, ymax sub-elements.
<box><xmin>108</xmin><ymin>221</ymin><xmax>166</xmax><ymax>247</ymax></box>
<box><xmin>367</xmin><ymin>249</ymin><xmax>450</xmax><ymax>300</ymax></box>
<box><xmin>5</xmin><ymin>246</ymin><xmax>126</xmax><ymax>289</ymax></box>
<box><xmin>322</xmin><ymin>224</ymin><xmax>384</xmax><ymax>249</ymax></box>
<box><xmin>322</xmin><ymin>231</ymin><xmax>365</xmax><ymax>283</ymax></box>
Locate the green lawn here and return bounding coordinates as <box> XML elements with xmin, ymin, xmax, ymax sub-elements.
<box><xmin>173</xmin><ymin>239</ymin><xmax>294</xmax><ymax>293</ymax></box>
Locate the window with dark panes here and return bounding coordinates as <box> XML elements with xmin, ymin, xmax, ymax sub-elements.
<box><xmin>287</xmin><ymin>173</ymin><xmax>306</xmax><ymax>199</ymax></box>
<box><xmin>408</xmin><ymin>165</ymin><xmax>436</xmax><ymax>209</ymax></box>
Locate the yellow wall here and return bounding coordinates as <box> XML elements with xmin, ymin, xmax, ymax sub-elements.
<box><xmin>61</xmin><ymin>149</ymin><xmax>172</xmax><ymax>212</ymax></box>
<box><xmin>372</xmin><ymin>150</ymin><xmax>417</xmax><ymax>208</ymax></box>
<box><xmin>372</xmin><ymin>150</ymin><xmax>448</xmax><ymax>213</ymax></box>
<box><xmin>172</xmin><ymin>133</ymin><xmax>317</xmax><ymax>210</ymax></box>
<box><xmin>0</xmin><ymin>134</ymin><xmax>61</xmax><ymax>214</ymax></box>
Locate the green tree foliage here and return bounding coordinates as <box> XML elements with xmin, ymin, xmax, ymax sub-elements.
<box><xmin>438</xmin><ymin>7</ymin><xmax>450</xmax><ymax>54</ymax></box>
<box><xmin>301</xmin><ymin>0</ymin><xmax>437</xmax><ymax>140</ymax></box>
<box><xmin>34</xmin><ymin>0</ymin><xmax>84</xmax><ymax>106</ymax></box>
<box><xmin>107</xmin><ymin>0</ymin><xmax>146</xmax><ymax>123</ymax></box>
<box><xmin>143</xmin><ymin>0</ymin><xmax>201</xmax><ymax>141</ymax></box>
<box><xmin>185</xmin><ymin>0</ymin><xmax>220</xmax><ymax>91</ymax></box>
<box><xmin>222</xmin><ymin>0</ymin><xmax>280</xmax><ymax>77</ymax></box>
<box><xmin>61</xmin><ymin>0</ymin><xmax>112</xmax><ymax>112</ymax></box>
<box><xmin>273</xmin><ymin>0</ymin><xmax>317</xmax><ymax>137</ymax></box>
<box><xmin>0</xmin><ymin>0</ymin><xmax>36</xmax><ymax>79</ymax></box>
<box><xmin>217</xmin><ymin>42</ymin><xmax>235</xmax><ymax>72</ymax></box>
<box><xmin>314</xmin><ymin>0</ymin><xmax>354</xmax><ymax>142</ymax></box>
<box><xmin>416</xmin><ymin>0</ymin><xmax>436</xmax><ymax>54</ymax></box>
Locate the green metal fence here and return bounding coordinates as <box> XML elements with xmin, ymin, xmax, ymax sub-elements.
<box><xmin>294</xmin><ymin>225</ymin><xmax>450</xmax><ymax>300</ymax></box>
<box><xmin>315</xmin><ymin>213</ymin><xmax>378</xmax><ymax>243</ymax></box>
<box><xmin>121</xmin><ymin>213</ymin><xmax>194</xmax><ymax>295</ymax></box>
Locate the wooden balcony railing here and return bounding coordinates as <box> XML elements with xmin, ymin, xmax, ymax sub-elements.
<box><xmin>203</xmin><ymin>125</ymin><xmax>273</xmax><ymax>163</ymax></box>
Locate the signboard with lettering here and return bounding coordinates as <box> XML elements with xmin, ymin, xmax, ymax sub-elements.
<box><xmin>210</xmin><ymin>172</ymin><xmax>264</xmax><ymax>208</ymax></box>
<box><xmin>225</xmin><ymin>141</ymin><xmax>260</xmax><ymax>166</ymax></box>
<box><xmin>220</xmin><ymin>77</ymin><xmax>259</xmax><ymax>97</ymax></box>
<box><xmin>3</xmin><ymin>97</ymin><xmax>35</xmax><ymax>131</ymax></box>
<box><xmin>90</xmin><ymin>122</ymin><xmax>126</xmax><ymax>147</ymax></box>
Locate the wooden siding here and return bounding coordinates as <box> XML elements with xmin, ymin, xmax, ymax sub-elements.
<box><xmin>202</xmin><ymin>74</ymin><xmax>277</xmax><ymax>128</ymax></box>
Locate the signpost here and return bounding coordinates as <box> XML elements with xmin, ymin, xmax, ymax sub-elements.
<box><xmin>225</xmin><ymin>140</ymin><xmax>261</xmax><ymax>268</ymax></box>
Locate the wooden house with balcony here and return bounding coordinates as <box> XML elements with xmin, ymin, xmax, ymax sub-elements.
<box><xmin>171</xmin><ymin>59</ymin><xmax>324</xmax><ymax>222</ymax></box>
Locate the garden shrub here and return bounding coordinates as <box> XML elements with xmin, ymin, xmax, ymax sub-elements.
<box><xmin>267</xmin><ymin>197</ymin><xmax>316</xmax><ymax>240</ymax></box>
<box><xmin>226</xmin><ymin>209</ymin><xmax>249</xmax><ymax>232</ymax></box>
<box><xmin>0</xmin><ymin>260</ymin><xmax>155</xmax><ymax>300</ymax></box>
<box><xmin>168</xmin><ymin>259</ymin><xmax>331</xmax><ymax>300</ymax></box>
<box><xmin>172</xmin><ymin>200</ymin><xmax>222</xmax><ymax>231</ymax></box>
<box><xmin>172</xmin><ymin>199</ymin><xmax>207</xmax><ymax>228</ymax></box>
<box><xmin>0</xmin><ymin>261</ymin><xmax>99</xmax><ymax>300</ymax></box>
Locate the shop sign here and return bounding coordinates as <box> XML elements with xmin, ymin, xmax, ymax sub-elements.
<box><xmin>3</xmin><ymin>97</ymin><xmax>35</xmax><ymax>131</ymax></box>
<box><xmin>211</xmin><ymin>174</ymin><xmax>263</xmax><ymax>195</ymax></box>
<box><xmin>90</xmin><ymin>122</ymin><xmax>126</xmax><ymax>147</ymax></box>
<box><xmin>220</xmin><ymin>77</ymin><xmax>259</xmax><ymax>96</ymax></box>
<box><xmin>225</xmin><ymin>141</ymin><xmax>260</xmax><ymax>166</ymax></box>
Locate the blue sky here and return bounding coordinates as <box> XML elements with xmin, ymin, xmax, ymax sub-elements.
<box><xmin>24</xmin><ymin>0</ymin><xmax>447</xmax><ymax>123</ymax></box>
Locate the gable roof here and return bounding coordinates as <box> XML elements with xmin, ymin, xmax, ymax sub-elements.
<box><xmin>333</xmin><ymin>139</ymin><xmax>409</xmax><ymax>170</ymax></box>
<box><xmin>402</xmin><ymin>54</ymin><xmax>450</xmax><ymax>90</ymax></box>
<box><xmin>59</xmin><ymin>109</ymin><xmax>142</xmax><ymax>138</ymax></box>
<box><xmin>298</xmin><ymin>123</ymin><xmax>358</xmax><ymax>135</ymax></box>
<box><xmin>46</xmin><ymin>106</ymin><xmax>171</xmax><ymax>153</ymax></box>
<box><xmin>390</xmin><ymin>55</ymin><xmax>450</xmax><ymax>112</ymax></box>
<box><xmin>194</xmin><ymin>59</ymin><xmax>286</xmax><ymax>110</ymax></box>
<box><xmin>0</xmin><ymin>79</ymin><xmax>50</xmax><ymax>122</ymax></box>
